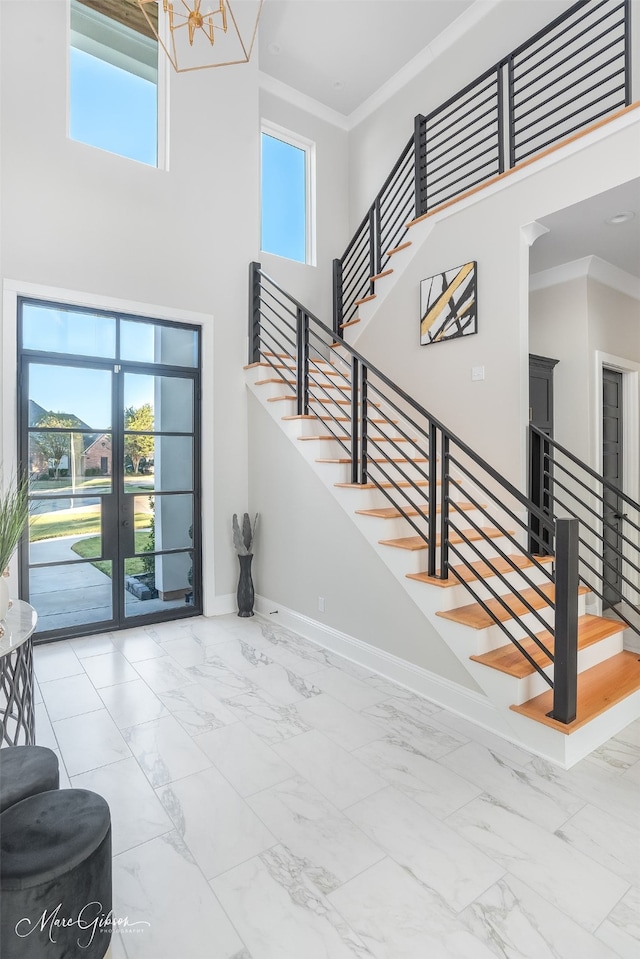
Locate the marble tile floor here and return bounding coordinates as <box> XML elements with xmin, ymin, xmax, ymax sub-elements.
<box><xmin>30</xmin><ymin>614</ymin><xmax>640</xmax><ymax>959</ymax></box>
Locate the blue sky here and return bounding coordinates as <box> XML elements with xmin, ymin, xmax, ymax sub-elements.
<box><xmin>261</xmin><ymin>133</ymin><xmax>307</xmax><ymax>263</ymax></box>
<box><xmin>69</xmin><ymin>47</ymin><xmax>157</xmax><ymax>166</ymax></box>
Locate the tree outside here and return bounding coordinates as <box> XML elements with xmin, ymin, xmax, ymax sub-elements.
<box><xmin>124</xmin><ymin>404</ymin><xmax>154</xmax><ymax>474</ymax></box>
<box><xmin>31</xmin><ymin>413</ymin><xmax>83</xmax><ymax>479</ymax></box>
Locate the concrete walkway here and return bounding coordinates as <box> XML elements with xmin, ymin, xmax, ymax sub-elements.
<box><xmin>28</xmin><ymin>535</ymin><xmax>187</xmax><ymax>633</ymax></box>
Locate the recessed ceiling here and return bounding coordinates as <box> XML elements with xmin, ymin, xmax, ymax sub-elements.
<box><xmin>530</xmin><ymin>180</ymin><xmax>640</xmax><ymax>279</ymax></box>
<box><xmin>258</xmin><ymin>0</ymin><xmax>475</xmax><ymax>116</ymax></box>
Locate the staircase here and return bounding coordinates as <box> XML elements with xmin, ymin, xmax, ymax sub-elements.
<box><xmin>246</xmin><ymin>265</ymin><xmax>640</xmax><ymax>768</ymax></box>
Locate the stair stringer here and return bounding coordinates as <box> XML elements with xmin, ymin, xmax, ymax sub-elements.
<box><xmin>246</xmin><ymin>367</ymin><xmax>638</xmax><ymax>766</ymax></box>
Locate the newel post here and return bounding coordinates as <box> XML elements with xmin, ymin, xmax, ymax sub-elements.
<box><xmin>551</xmin><ymin>517</ymin><xmax>579</xmax><ymax>724</ymax></box>
<box><xmin>332</xmin><ymin>258</ymin><xmax>344</xmax><ymax>337</ymax></box>
<box><xmin>413</xmin><ymin>114</ymin><xmax>426</xmax><ymax>218</ymax></box>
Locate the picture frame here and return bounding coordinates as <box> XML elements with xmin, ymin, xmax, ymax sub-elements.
<box><xmin>420</xmin><ymin>261</ymin><xmax>477</xmax><ymax>346</ymax></box>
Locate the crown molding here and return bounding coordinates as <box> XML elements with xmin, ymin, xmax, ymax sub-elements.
<box><xmin>530</xmin><ymin>256</ymin><xmax>640</xmax><ymax>300</ymax></box>
<box><xmin>258</xmin><ymin>72</ymin><xmax>350</xmax><ymax>131</ymax></box>
<box><xmin>258</xmin><ymin>0</ymin><xmax>500</xmax><ymax>132</ymax></box>
<box><xmin>347</xmin><ymin>0</ymin><xmax>501</xmax><ymax>130</ymax></box>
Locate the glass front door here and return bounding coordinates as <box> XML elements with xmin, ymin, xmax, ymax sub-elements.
<box><xmin>19</xmin><ymin>299</ymin><xmax>201</xmax><ymax>640</ymax></box>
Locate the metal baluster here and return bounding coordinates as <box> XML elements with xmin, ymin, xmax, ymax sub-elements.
<box><xmin>296</xmin><ymin>308</ymin><xmax>309</xmax><ymax>417</ymax></box>
<box><xmin>497</xmin><ymin>64</ymin><xmax>506</xmax><ymax>173</ymax></box>
<box><xmin>351</xmin><ymin>356</ymin><xmax>360</xmax><ymax>485</ymax></box>
<box><xmin>624</xmin><ymin>0</ymin><xmax>632</xmax><ymax>104</ymax></box>
<box><xmin>413</xmin><ymin>115</ymin><xmax>426</xmax><ymax>218</ymax></box>
<box><xmin>507</xmin><ymin>55</ymin><xmax>516</xmax><ymax>168</ymax></box>
<box><xmin>368</xmin><ymin>207</ymin><xmax>376</xmax><ymax>295</ymax></box>
<box><xmin>332</xmin><ymin>258</ymin><xmax>344</xmax><ymax>338</ymax></box>
<box><xmin>248</xmin><ymin>261</ymin><xmax>261</xmax><ymax>364</ymax></box>
<box><xmin>428</xmin><ymin>422</ymin><xmax>437</xmax><ymax>577</ymax></box>
<box><xmin>440</xmin><ymin>433</ymin><xmax>450</xmax><ymax>580</ymax></box>
<box><xmin>360</xmin><ymin>366</ymin><xmax>368</xmax><ymax>485</ymax></box>
<box><xmin>551</xmin><ymin>517</ymin><xmax>579</xmax><ymax>724</ymax></box>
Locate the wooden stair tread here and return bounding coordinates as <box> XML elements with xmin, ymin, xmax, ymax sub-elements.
<box><xmin>299</xmin><ymin>435</ymin><xmax>348</xmax><ymax>442</ymax></box>
<box><xmin>340</xmin><ymin>318</ymin><xmax>361</xmax><ymax>329</ymax></box>
<box><xmin>282</xmin><ymin>415</ymin><xmax>397</xmax><ymax>424</ymax></box>
<box><xmin>437</xmin><ymin>583</ymin><xmax>589</xmax><ymax>629</ymax></box>
<box><xmin>510</xmin><ymin>651</ymin><xmax>640</xmax><ymax>733</ymax></box>
<box><xmin>335</xmin><ymin>478</ymin><xmax>459</xmax><ymax>490</ymax></box>
<box><xmin>263</xmin><ymin>352</ymin><xmax>332</xmax><ymax>366</ymax></box>
<box><xmin>317</xmin><ymin>456</ymin><xmax>427</xmax><ymax>465</ymax></box>
<box><xmin>357</xmin><ymin>503</ymin><xmax>475</xmax><ymax>519</ymax></box>
<box><xmin>256</xmin><ymin>378</ymin><xmax>352</xmax><ymax>390</ymax></box>
<box><xmin>335</xmin><ymin>480</ymin><xmax>431</xmax><ymax>490</ymax></box>
<box><xmin>370</xmin><ymin>268</ymin><xmax>394</xmax><ymax>282</ymax></box>
<box><xmin>407</xmin><ymin>554</ymin><xmax>554</xmax><ymax>588</ymax></box>
<box><xmin>380</xmin><ymin>527</ymin><xmax>510</xmax><ymax>551</ymax></box>
<box><xmin>470</xmin><ymin>615</ymin><xmax>625</xmax><ymax>678</ymax></box>
<box><xmin>386</xmin><ymin>241</ymin><xmax>412</xmax><ymax>256</ymax></box>
<box><xmin>354</xmin><ymin>294</ymin><xmax>377</xmax><ymax>306</ymax></box>
<box><xmin>300</xmin><ymin>435</ymin><xmax>410</xmax><ymax>443</ymax></box>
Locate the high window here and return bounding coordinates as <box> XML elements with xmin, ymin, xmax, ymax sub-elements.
<box><xmin>69</xmin><ymin>0</ymin><xmax>165</xmax><ymax>167</ymax></box>
<box><xmin>261</xmin><ymin>122</ymin><xmax>315</xmax><ymax>265</ymax></box>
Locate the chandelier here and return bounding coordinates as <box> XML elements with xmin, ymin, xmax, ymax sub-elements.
<box><xmin>137</xmin><ymin>0</ymin><xmax>263</xmax><ymax>73</ymax></box>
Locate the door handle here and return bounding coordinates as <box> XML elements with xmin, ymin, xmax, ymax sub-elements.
<box><xmin>613</xmin><ymin>512</ymin><xmax>628</xmax><ymax>520</ymax></box>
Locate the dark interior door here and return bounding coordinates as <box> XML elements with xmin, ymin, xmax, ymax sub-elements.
<box><xmin>529</xmin><ymin>354</ymin><xmax>559</xmax><ymax>554</ymax></box>
<box><xmin>602</xmin><ymin>367</ymin><xmax>624</xmax><ymax>609</ymax></box>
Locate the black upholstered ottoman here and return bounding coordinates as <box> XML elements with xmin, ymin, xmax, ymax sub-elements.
<box><xmin>0</xmin><ymin>788</ymin><xmax>112</xmax><ymax>959</ymax></box>
<box><xmin>0</xmin><ymin>745</ymin><xmax>60</xmax><ymax>813</ymax></box>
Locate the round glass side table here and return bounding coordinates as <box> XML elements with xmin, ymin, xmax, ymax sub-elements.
<box><xmin>0</xmin><ymin>600</ymin><xmax>38</xmax><ymax>746</ymax></box>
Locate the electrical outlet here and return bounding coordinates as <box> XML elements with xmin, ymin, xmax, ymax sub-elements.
<box><xmin>318</xmin><ymin>596</ymin><xmax>325</xmax><ymax>613</ymax></box>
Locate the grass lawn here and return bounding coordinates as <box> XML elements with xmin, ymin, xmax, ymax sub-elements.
<box><xmin>31</xmin><ymin>510</ymin><xmax>150</xmax><ymax>542</ymax></box>
<box><xmin>71</xmin><ymin>530</ymin><xmax>153</xmax><ymax>577</ymax></box>
<box><xmin>30</xmin><ymin>475</ymin><xmax>154</xmax><ymax>496</ymax></box>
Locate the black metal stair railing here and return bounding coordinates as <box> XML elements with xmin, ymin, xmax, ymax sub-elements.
<box><xmin>530</xmin><ymin>424</ymin><xmax>640</xmax><ymax>635</ymax></box>
<box><xmin>333</xmin><ymin>0</ymin><xmax>632</xmax><ymax>335</ymax></box>
<box><xmin>249</xmin><ymin>262</ymin><xmax>596</xmax><ymax>724</ymax></box>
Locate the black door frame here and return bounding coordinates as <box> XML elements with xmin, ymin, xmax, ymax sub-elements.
<box><xmin>17</xmin><ymin>297</ymin><xmax>203</xmax><ymax>643</ymax></box>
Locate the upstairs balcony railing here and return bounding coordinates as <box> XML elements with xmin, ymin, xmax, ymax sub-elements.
<box><xmin>333</xmin><ymin>0</ymin><xmax>632</xmax><ymax>333</ymax></box>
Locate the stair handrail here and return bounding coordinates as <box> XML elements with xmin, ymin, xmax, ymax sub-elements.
<box><xmin>250</xmin><ymin>262</ymin><xmax>586</xmax><ymax>723</ymax></box>
<box><xmin>333</xmin><ymin>0</ymin><xmax>632</xmax><ymax>335</ymax></box>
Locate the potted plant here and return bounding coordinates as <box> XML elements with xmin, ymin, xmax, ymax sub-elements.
<box><xmin>232</xmin><ymin>512</ymin><xmax>258</xmax><ymax>617</ymax></box>
<box><xmin>0</xmin><ymin>471</ymin><xmax>30</xmax><ymax>631</ymax></box>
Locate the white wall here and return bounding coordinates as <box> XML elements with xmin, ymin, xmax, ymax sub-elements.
<box><xmin>529</xmin><ymin>277</ymin><xmax>590</xmax><ymax>460</ymax></box>
<box><xmin>259</xmin><ymin>89</ymin><xmax>349</xmax><ymax>324</ymax></box>
<box><xmin>588</xmin><ymin>279</ymin><xmax>640</xmax><ymax>365</ymax></box>
<box><xmin>247</xmin><ymin>393</ymin><xmax>480</xmax><ymax>690</ymax></box>
<box><xmin>0</xmin><ymin>0</ymin><xmax>260</xmax><ymax>609</ymax></box>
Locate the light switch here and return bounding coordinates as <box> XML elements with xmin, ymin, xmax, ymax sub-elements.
<box><xmin>471</xmin><ymin>366</ymin><xmax>485</xmax><ymax>381</ymax></box>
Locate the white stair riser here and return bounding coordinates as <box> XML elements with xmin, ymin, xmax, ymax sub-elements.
<box><xmin>433</xmin><ymin>564</ymin><xmax>556</xmax><ymax>612</ymax></box>
<box><xmin>374</xmin><ymin>533</ymin><xmax>517</xmax><ymax>579</ymax></box>
<box><xmin>467</xmin><ymin>629</ymin><xmax>624</xmax><ymax>708</ymax></box>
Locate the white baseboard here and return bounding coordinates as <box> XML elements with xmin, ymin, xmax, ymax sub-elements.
<box><xmin>255</xmin><ymin>593</ymin><xmax>507</xmax><ymax>734</ymax></box>
<box><xmin>205</xmin><ymin>593</ymin><xmax>237</xmax><ymax>616</ymax></box>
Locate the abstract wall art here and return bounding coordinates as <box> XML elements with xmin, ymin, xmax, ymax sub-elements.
<box><xmin>420</xmin><ymin>261</ymin><xmax>477</xmax><ymax>346</ymax></box>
